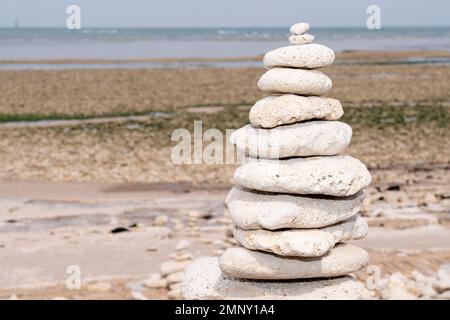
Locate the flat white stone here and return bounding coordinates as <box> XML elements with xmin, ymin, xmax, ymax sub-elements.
<box><xmin>249</xmin><ymin>95</ymin><xmax>343</xmax><ymax>128</ymax></box>
<box><xmin>226</xmin><ymin>186</ymin><xmax>364</xmax><ymax>230</ymax></box>
<box><xmin>219</xmin><ymin>244</ymin><xmax>369</xmax><ymax>280</ymax></box>
<box><xmin>181</xmin><ymin>257</ymin><xmax>363</xmax><ymax>300</ymax></box>
<box><xmin>290</xmin><ymin>23</ymin><xmax>310</xmax><ymax>35</ymax></box>
<box><xmin>264</xmin><ymin>44</ymin><xmax>335</xmax><ymax>69</ymax></box>
<box><xmin>289</xmin><ymin>34</ymin><xmax>314</xmax><ymax>45</ymax></box>
<box><xmin>257</xmin><ymin>68</ymin><xmax>332</xmax><ymax>95</ymax></box>
<box><xmin>233</xmin><ymin>215</ymin><xmax>368</xmax><ymax>257</ymax></box>
<box><xmin>230</xmin><ymin>121</ymin><xmax>352</xmax><ymax>159</ymax></box>
<box><xmin>234</xmin><ymin>155</ymin><xmax>372</xmax><ymax>197</ymax></box>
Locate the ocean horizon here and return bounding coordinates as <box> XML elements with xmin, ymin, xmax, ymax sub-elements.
<box><xmin>1</xmin><ymin>26</ymin><xmax>449</xmax><ymax>61</ymax></box>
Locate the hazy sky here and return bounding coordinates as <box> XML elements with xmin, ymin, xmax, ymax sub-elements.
<box><xmin>0</xmin><ymin>0</ymin><xmax>448</xmax><ymax>28</ymax></box>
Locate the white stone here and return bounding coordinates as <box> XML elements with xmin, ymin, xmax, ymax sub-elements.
<box><xmin>166</xmin><ymin>271</ymin><xmax>184</xmax><ymax>285</ymax></box>
<box><xmin>249</xmin><ymin>95</ymin><xmax>343</xmax><ymax>128</ymax></box>
<box><xmin>160</xmin><ymin>259</ymin><xmax>191</xmax><ymax>276</ymax></box>
<box><xmin>233</xmin><ymin>215</ymin><xmax>368</xmax><ymax>257</ymax></box>
<box><xmin>289</xmin><ymin>34</ymin><xmax>314</xmax><ymax>45</ymax></box>
<box><xmin>234</xmin><ymin>155</ymin><xmax>372</xmax><ymax>197</ymax></box>
<box><xmin>226</xmin><ymin>186</ymin><xmax>364</xmax><ymax>230</ymax></box>
<box><xmin>181</xmin><ymin>257</ymin><xmax>363</xmax><ymax>300</ymax></box>
<box><xmin>290</xmin><ymin>23</ymin><xmax>310</xmax><ymax>35</ymax></box>
<box><xmin>264</xmin><ymin>44</ymin><xmax>335</xmax><ymax>69</ymax></box>
<box><xmin>219</xmin><ymin>244</ymin><xmax>369</xmax><ymax>280</ymax></box>
<box><xmin>174</xmin><ymin>239</ymin><xmax>190</xmax><ymax>251</ymax></box>
<box><xmin>143</xmin><ymin>273</ymin><xmax>167</xmax><ymax>289</ymax></box>
<box><xmin>231</xmin><ymin>121</ymin><xmax>352</xmax><ymax>159</ymax></box>
<box><xmin>258</xmin><ymin>68</ymin><xmax>332</xmax><ymax>95</ymax></box>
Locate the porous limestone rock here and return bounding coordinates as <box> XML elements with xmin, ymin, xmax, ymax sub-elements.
<box><xmin>290</xmin><ymin>22</ymin><xmax>310</xmax><ymax>35</ymax></box>
<box><xmin>181</xmin><ymin>257</ymin><xmax>363</xmax><ymax>300</ymax></box>
<box><xmin>230</xmin><ymin>121</ymin><xmax>352</xmax><ymax>158</ymax></box>
<box><xmin>264</xmin><ymin>44</ymin><xmax>335</xmax><ymax>69</ymax></box>
<box><xmin>289</xmin><ymin>34</ymin><xmax>315</xmax><ymax>45</ymax></box>
<box><xmin>249</xmin><ymin>95</ymin><xmax>343</xmax><ymax>128</ymax></box>
<box><xmin>226</xmin><ymin>186</ymin><xmax>364</xmax><ymax>230</ymax></box>
<box><xmin>233</xmin><ymin>215</ymin><xmax>368</xmax><ymax>257</ymax></box>
<box><xmin>219</xmin><ymin>244</ymin><xmax>369</xmax><ymax>280</ymax></box>
<box><xmin>257</xmin><ymin>68</ymin><xmax>332</xmax><ymax>95</ymax></box>
<box><xmin>234</xmin><ymin>155</ymin><xmax>372</xmax><ymax>197</ymax></box>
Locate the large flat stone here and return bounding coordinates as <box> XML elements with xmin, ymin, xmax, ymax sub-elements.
<box><xmin>264</xmin><ymin>44</ymin><xmax>335</xmax><ymax>69</ymax></box>
<box><xmin>233</xmin><ymin>215</ymin><xmax>368</xmax><ymax>257</ymax></box>
<box><xmin>219</xmin><ymin>244</ymin><xmax>369</xmax><ymax>280</ymax></box>
<box><xmin>249</xmin><ymin>95</ymin><xmax>343</xmax><ymax>128</ymax></box>
<box><xmin>226</xmin><ymin>186</ymin><xmax>364</xmax><ymax>230</ymax></box>
<box><xmin>181</xmin><ymin>257</ymin><xmax>363</xmax><ymax>300</ymax></box>
<box><xmin>231</xmin><ymin>121</ymin><xmax>352</xmax><ymax>158</ymax></box>
<box><xmin>234</xmin><ymin>155</ymin><xmax>372</xmax><ymax>197</ymax></box>
<box><xmin>257</xmin><ymin>68</ymin><xmax>332</xmax><ymax>95</ymax></box>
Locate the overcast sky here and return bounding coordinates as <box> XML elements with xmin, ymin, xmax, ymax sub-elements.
<box><xmin>0</xmin><ymin>0</ymin><xmax>448</xmax><ymax>28</ymax></box>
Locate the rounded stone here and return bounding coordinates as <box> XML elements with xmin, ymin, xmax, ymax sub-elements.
<box><xmin>219</xmin><ymin>244</ymin><xmax>369</xmax><ymax>280</ymax></box>
<box><xmin>181</xmin><ymin>257</ymin><xmax>363</xmax><ymax>300</ymax></box>
<box><xmin>257</xmin><ymin>68</ymin><xmax>332</xmax><ymax>95</ymax></box>
<box><xmin>264</xmin><ymin>44</ymin><xmax>335</xmax><ymax>69</ymax></box>
<box><xmin>234</xmin><ymin>155</ymin><xmax>372</xmax><ymax>197</ymax></box>
<box><xmin>289</xmin><ymin>34</ymin><xmax>314</xmax><ymax>45</ymax></box>
<box><xmin>230</xmin><ymin>121</ymin><xmax>352</xmax><ymax>159</ymax></box>
<box><xmin>249</xmin><ymin>95</ymin><xmax>343</xmax><ymax>128</ymax></box>
<box><xmin>290</xmin><ymin>22</ymin><xmax>310</xmax><ymax>35</ymax></box>
<box><xmin>226</xmin><ymin>186</ymin><xmax>364</xmax><ymax>230</ymax></box>
<box><xmin>233</xmin><ymin>215</ymin><xmax>368</xmax><ymax>257</ymax></box>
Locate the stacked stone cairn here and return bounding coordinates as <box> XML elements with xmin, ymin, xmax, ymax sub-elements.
<box><xmin>182</xmin><ymin>22</ymin><xmax>372</xmax><ymax>300</ymax></box>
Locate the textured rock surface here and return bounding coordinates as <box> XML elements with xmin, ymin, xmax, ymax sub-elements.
<box><xmin>257</xmin><ymin>68</ymin><xmax>332</xmax><ymax>95</ymax></box>
<box><xmin>249</xmin><ymin>95</ymin><xmax>343</xmax><ymax>128</ymax></box>
<box><xmin>219</xmin><ymin>244</ymin><xmax>369</xmax><ymax>280</ymax></box>
<box><xmin>181</xmin><ymin>257</ymin><xmax>363</xmax><ymax>300</ymax></box>
<box><xmin>264</xmin><ymin>44</ymin><xmax>335</xmax><ymax>69</ymax></box>
<box><xmin>289</xmin><ymin>34</ymin><xmax>315</xmax><ymax>45</ymax></box>
<box><xmin>290</xmin><ymin>23</ymin><xmax>310</xmax><ymax>35</ymax></box>
<box><xmin>231</xmin><ymin>121</ymin><xmax>352</xmax><ymax>158</ymax></box>
<box><xmin>233</xmin><ymin>215</ymin><xmax>368</xmax><ymax>257</ymax></box>
<box><xmin>234</xmin><ymin>155</ymin><xmax>372</xmax><ymax>197</ymax></box>
<box><xmin>226</xmin><ymin>186</ymin><xmax>364</xmax><ymax>229</ymax></box>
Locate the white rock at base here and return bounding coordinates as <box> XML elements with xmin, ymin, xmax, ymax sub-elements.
<box><xmin>181</xmin><ymin>257</ymin><xmax>363</xmax><ymax>300</ymax></box>
<box><xmin>264</xmin><ymin>44</ymin><xmax>335</xmax><ymax>69</ymax></box>
<box><xmin>289</xmin><ymin>34</ymin><xmax>315</xmax><ymax>45</ymax></box>
<box><xmin>233</xmin><ymin>215</ymin><xmax>368</xmax><ymax>257</ymax></box>
<box><xmin>219</xmin><ymin>244</ymin><xmax>369</xmax><ymax>280</ymax></box>
<box><xmin>258</xmin><ymin>68</ymin><xmax>332</xmax><ymax>95</ymax></box>
<box><xmin>230</xmin><ymin>121</ymin><xmax>352</xmax><ymax>159</ymax></box>
<box><xmin>234</xmin><ymin>155</ymin><xmax>372</xmax><ymax>197</ymax></box>
<box><xmin>249</xmin><ymin>95</ymin><xmax>343</xmax><ymax>128</ymax></box>
<box><xmin>290</xmin><ymin>23</ymin><xmax>310</xmax><ymax>35</ymax></box>
<box><xmin>226</xmin><ymin>186</ymin><xmax>364</xmax><ymax>229</ymax></box>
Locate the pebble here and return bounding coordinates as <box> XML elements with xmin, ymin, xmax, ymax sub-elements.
<box><xmin>231</xmin><ymin>121</ymin><xmax>352</xmax><ymax>158</ymax></box>
<box><xmin>249</xmin><ymin>95</ymin><xmax>343</xmax><ymax>128</ymax></box>
<box><xmin>233</xmin><ymin>215</ymin><xmax>367</xmax><ymax>257</ymax></box>
<box><xmin>257</xmin><ymin>68</ymin><xmax>332</xmax><ymax>95</ymax></box>
<box><xmin>174</xmin><ymin>239</ymin><xmax>191</xmax><ymax>251</ymax></box>
<box><xmin>290</xmin><ymin>22</ymin><xmax>310</xmax><ymax>35</ymax></box>
<box><xmin>289</xmin><ymin>34</ymin><xmax>314</xmax><ymax>45</ymax></box>
<box><xmin>181</xmin><ymin>257</ymin><xmax>363</xmax><ymax>300</ymax></box>
<box><xmin>166</xmin><ymin>272</ymin><xmax>184</xmax><ymax>285</ymax></box>
<box><xmin>160</xmin><ymin>259</ymin><xmax>192</xmax><ymax>276</ymax></box>
<box><xmin>226</xmin><ymin>186</ymin><xmax>364</xmax><ymax>229</ymax></box>
<box><xmin>143</xmin><ymin>272</ymin><xmax>167</xmax><ymax>289</ymax></box>
<box><xmin>153</xmin><ymin>215</ymin><xmax>169</xmax><ymax>226</ymax></box>
<box><xmin>234</xmin><ymin>155</ymin><xmax>372</xmax><ymax>197</ymax></box>
<box><xmin>219</xmin><ymin>244</ymin><xmax>369</xmax><ymax>280</ymax></box>
<box><xmin>264</xmin><ymin>44</ymin><xmax>335</xmax><ymax>69</ymax></box>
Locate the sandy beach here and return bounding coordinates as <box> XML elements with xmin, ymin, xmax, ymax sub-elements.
<box><xmin>0</xmin><ymin>49</ymin><xmax>449</xmax><ymax>299</ymax></box>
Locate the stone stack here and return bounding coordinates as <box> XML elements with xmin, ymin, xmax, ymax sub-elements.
<box><xmin>182</xmin><ymin>22</ymin><xmax>372</xmax><ymax>300</ymax></box>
